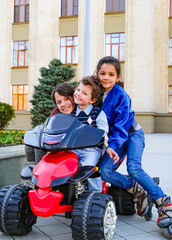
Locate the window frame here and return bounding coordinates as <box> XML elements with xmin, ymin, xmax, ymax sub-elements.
<box><xmin>170</xmin><ymin>0</ymin><xmax>172</xmax><ymax>17</ymax></box>
<box><xmin>12</xmin><ymin>85</ymin><xmax>28</xmax><ymax>111</ymax></box>
<box><xmin>169</xmin><ymin>38</ymin><xmax>172</xmax><ymax>65</ymax></box>
<box><xmin>168</xmin><ymin>85</ymin><xmax>172</xmax><ymax>113</ymax></box>
<box><xmin>61</xmin><ymin>0</ymin><xmax>78</xmax><ymax>17</ymax></box>
<box><xmin>105</xmin><ymin>32</ymin><xmax>125</xmax><ymax>62</ymax></box>
<box><xmin>106</xmin><ymin>0</ymin><xmax>125</xmax><ymax>13</ymax></box>
<box><xmin>14</xmin><ymin>0</ymin><xmax>29</xmax><ymax>23</ymax></box>
<box><xmin>13</xmin><ymin>40</ymin><xmax>29</xmax><ymax>67</ymax></box>
<box><xmin>60</xmin><ymin>36</ymin><xmax>78</xmax><ymax>64</ymax></box>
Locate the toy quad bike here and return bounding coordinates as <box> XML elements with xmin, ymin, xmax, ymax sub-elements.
<box><xmin>0</xmin><ymin>114</ymin><xmax>168</xmax><ymax>239</ymax></box>
<box><xmin>0</xmin><ymin>114</ymin><xmax>119</xmax><ymax>240</ymax></box>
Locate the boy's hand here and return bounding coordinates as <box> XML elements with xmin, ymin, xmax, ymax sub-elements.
<box><xmin>106</xmin><ymin>147</ymin><xmax>119</xmax><ymax>164</ymax></box>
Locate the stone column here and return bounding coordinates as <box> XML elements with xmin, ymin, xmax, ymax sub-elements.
<box><xmin>0</xmin><ymin>0</ymin><xmax>13</xmax><ymax>104</ymax></box>
<box><xmin>28</xmin><ymin>0</ymin><xmax>59</xmax><ymax>110</ymax></box>
<box><xmin>125</xmin><ymin>0</ymin><xmax>168</xmax><ymax>113</ymax></box>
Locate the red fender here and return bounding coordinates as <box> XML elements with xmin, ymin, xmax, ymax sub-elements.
<box><xmin>33</xmin><ymin>151</ymin><xmax>78</xmax><ymax>188</ymax></box>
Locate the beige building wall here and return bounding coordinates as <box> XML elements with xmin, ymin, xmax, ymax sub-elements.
<box><xmin>77</xmin><ymin>0</ymin><xmax>85</xmax><ymax>79</ymax></box>
<box><xmin>1</xmin><ymin>0</ymin><xmax>172</xmax><ymax>132</ymax></box>
<box><xmin>153</xmin><ymin>0</ymin><xmax>168</xmax><ymax>113</ymax></box>
<box><xmin>89</xmin><ymin>0</ymin><xmax>105</xmax><ymax>76</ymax></box>
<box><xmin>0</xmin><ymin>1</ymin><xmax>13</xmax><ymax>104</ymax></box>
<box><xmin>28</xmin><ymin>0</ymin><xmax>60</xmax><ymax>110</ymax></box>
<box><xmin>125</xmin><ymin>0</ymin><xmax>168</xmax><ymax>114</ymax></box>
<box><xmin>12</xmin><ymin>23</ymin><xmax>29</xmax><ymax>40</ymax></box>
<box><xmin>125</xmin><ymin>0</ymin><xmax>155</xmax><ymax>112</ymax></box>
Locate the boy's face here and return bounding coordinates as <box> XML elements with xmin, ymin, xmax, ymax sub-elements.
<box><xmin>74</xmin><ymin>83</ymin><xmax>96</xmax><ymax>110</ymax></box>
<box><xmin>98</xmin><ymin>63</ymin><xmax>120</xmax><ymax>92</ymax></box>
<box><xmin>54</xmin><ymin>92</ymin><xmax>74</xmax><ymax>114</ymax></box>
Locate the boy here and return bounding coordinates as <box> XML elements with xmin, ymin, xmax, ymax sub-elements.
<box><xmin>71</xmin><ymin>75</ymin><xmax>108</xmax><ymax>191</ymax></box>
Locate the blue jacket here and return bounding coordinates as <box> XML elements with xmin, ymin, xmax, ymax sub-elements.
<box><xmin>102</xmin><ymin>84</ymin><xmax>135</xmax><ymax>151</ymax></box>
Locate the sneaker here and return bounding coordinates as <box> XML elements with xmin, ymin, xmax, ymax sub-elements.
<box><xmin>157</xmin><ymin>196</ymin><xmax>172</xmax><ymax>228</ymax></box>
<box><xmin>133</xmin><ymin>183</ymin><xmax>149</xmax><ymax>216</ymax></box>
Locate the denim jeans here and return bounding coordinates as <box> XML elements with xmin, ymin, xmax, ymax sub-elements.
<box><xmin>99</xmin><ymin>129</ymin><xmax>165</xmax><ymax>202</ymax></box>
<box><xmin>72</xmin><ymin>147</ymin><xmax>102</xmax><ymax>192</ymax></box>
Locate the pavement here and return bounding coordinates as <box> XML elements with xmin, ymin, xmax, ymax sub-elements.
<box><xmin>0</xmin><ymin>133</ymin><xmax>172</xmax><ymax>240</ymax></box>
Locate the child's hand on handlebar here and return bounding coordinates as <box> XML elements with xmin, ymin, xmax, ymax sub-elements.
<box><xmin>106</xmin><ymin>147</ymin><xmax>119</xmax><ymax>164</ymax></box>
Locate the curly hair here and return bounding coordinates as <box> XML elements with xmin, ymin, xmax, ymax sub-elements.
<box><xmin>78</xmin><ymin>75</ymin><xmax>104</xmax><ymax>107</ymax></box>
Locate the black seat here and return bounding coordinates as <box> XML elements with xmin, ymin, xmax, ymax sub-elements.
<box><xmin>68</xmin><ymin>166</ymin><xmax>99</xmax><ymax>183</ymax></box>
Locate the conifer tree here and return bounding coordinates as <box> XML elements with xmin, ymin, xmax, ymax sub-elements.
<box><xmin>30</xmin><ymin>59</ymin><xmax>76</xmax><ymax>127</ymax></box>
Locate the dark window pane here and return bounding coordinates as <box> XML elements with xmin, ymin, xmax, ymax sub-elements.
<box><xmin>25</xmin><ymin>4</ymin><xmax>29</xmax><ymax>21</ymax></box>
<box><xmin>20</xmin><ymin>0</ymin><xmax>25</xmax><ymax>5</ymax></box>
<box><xmin>67</xmin><ymin>0</ymin><xmax>73</xmax><ymax>16</ymax></box>
<box><xmin>120</xmin><ymin>0</ymin><xmax>125</xmax><ymax>11</ymax></box>
<box><xmin>19</xmin><ymin>5</ymin><xmax>25</xmax><ymax>22</ymax></box>
<box><xmin>61</xmin><ymin>0</ymin><xmax>67</xmax><ymax>16</ymax></box>
<box><xmin>14</xmin><ymin>6</ymin><xmax>19</xmax><ymax>22</ymax></box>
<box><xmin>106</xmin><ymin>0</ymin><xmax>111</xmax><ymax>12</ymax></box>
<box><xmin>113</xmin><ymin>0</ymin><xmax>118</xmax><ymax>12</ymax></box>
<box><xmin>74</xmin><ymin>0</ymin><xmax>78</xmax><ymax>15</ymax></box>
<box><xmin>15</xmin><ymin>0</ymin><xmax>19</xmax><ymax>5</ymax></box>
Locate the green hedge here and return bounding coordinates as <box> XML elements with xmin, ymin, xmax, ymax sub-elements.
<box><xmin>0</xmin><ymin>102</ymin><xmax>15</xmax><ymax>130</ymax></box>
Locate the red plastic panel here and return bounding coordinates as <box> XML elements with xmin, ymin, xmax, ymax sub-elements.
<box><xmin>29</xmin><ymin>188</ymin><xmax>64</xmax><ymax>217</ymax></box>
<box><xmin>33</xmin><ymin>151</ymin><xmax>78</xmax><ymax>187</ymax></box>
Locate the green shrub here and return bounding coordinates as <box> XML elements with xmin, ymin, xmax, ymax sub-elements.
<box><xmin>0</xmin><ymin>102</ymin><xmax>15</xmax><ymax>130</ymax></box>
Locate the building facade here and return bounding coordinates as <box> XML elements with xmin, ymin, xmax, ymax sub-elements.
<box><xmin>0</xmin><ymin>0</ymin><xmax>172</xmax><ymax>133</ymax></box>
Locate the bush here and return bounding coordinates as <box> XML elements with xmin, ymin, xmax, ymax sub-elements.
<box><xmin>30</xmin><ymin>58</ymin><xmax>76</xmax><ymax>127</ymax></box>
<box><xmin>0</xmin><ymin>102</ymin><xmax>15</xmax><ymax>130</ymax></box>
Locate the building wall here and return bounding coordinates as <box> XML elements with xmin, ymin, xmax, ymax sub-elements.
<box><xmin>1</xmin><ymin>0</ymin><xmax>172</xmax><ymax>132</ymax></box>
<box><xmin>28</xmin><ymin>0</ymin><xmax>60</xmax><ymax>110</ymax></box>
<box><xmin>0</xmin><ymin>1</ymin><xmax>13</xmax><ymax>104</ymax></box>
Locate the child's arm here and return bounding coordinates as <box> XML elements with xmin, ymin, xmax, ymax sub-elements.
<box><xmin>96</xmin><ymin>110</ymin><xmax>109</xmax><ymax>136</ymax></box>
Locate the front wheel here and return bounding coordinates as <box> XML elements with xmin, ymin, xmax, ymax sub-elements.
<box><xmin>0</xmin><ymin>184</ymin><xmax>37</xmax><ymax>236</ymax></box>
<box><xmin>71</xmin><ymin>191</ymin><xmax>117</xmax><ymax>240</ymax></box>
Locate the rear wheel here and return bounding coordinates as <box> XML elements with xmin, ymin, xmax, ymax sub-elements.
<box><xmin>110</xmin><ymin>185</ymin><xmax>136</xmax><ymax>215</ymax></box>
<box><xmin>163</xmin><ymin>225</ymin><xmax>172</xmax><ymax>239</ymax></box>
<box><xmin>71</xmin><ymin>191</ymin><xmax>117</xmax><ymax>240</ymax></box>
<box><xmin>0</xmin><ymin>184</ymin><xmax>37</xmax><ymax>235</ymax></box>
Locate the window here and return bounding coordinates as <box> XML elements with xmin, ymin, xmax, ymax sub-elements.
<box><xmin>12</xmin><ymin>85</ymin><xmax>28</xmax><ymax>111</ymax></box>
<box><xmin>60</xmin><ymin>36</ymin><xmax>78</xmax><ymax>64</ymax></box>
<box><xmin>170</xmin><ymin>0</ymin><xmax>172</xmax><ymax>17</ymax></box>
<box><xmin>106</xmin><ymin>0</ymin><xmax>125</xmax><ymax>12</ymax></box>
<box><xmin>169</xmin><ymin>86</ymin><xmax>172</xmax><ymax>113</ymax></box>
<box><xmin>13</xmin><ymin>41</ymin><xmax>29</xmax><ymax>67</ymax></box>
<box><xmin>61</xmin><ymin>0</ymin><xmax>78</xmax><ymax>17</ymax></box>
<box><xmin>169</xmin><ymin>38</ymin><xmax>172</xmax><ymax>65</ymax></box>
<box><xmin>14</xmin><ymin>0</ymin><xmax>29</xmax><ymax>23</ymax></box>
<box><xmin>105</xmin><ymin>33</ymin><xmax>125</xmax><ymax>61</ymax></box>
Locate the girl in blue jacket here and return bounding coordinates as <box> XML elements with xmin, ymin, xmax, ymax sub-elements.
<box><xmin>97</xmin><ymin>56</ymin><xmax>172</xmax><ymax>229</ymax></box>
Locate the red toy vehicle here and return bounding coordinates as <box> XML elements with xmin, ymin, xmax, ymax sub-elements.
<box><xmin>0</xmin><ymin>114</ymin><xmax>120</xmax><ymax>240</ymax></box>
<box><xmin>0</xmin><ymin>114</ymin><xmax>164</xmax><ymax>239</ymax></box>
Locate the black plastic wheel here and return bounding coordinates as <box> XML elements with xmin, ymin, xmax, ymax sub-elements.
<box><xmin>144</xmin><ymin>206</ymin><xmax>153</xmax><ymax>221</ymax></box>
<box><xmin>71</xmin><ymin>192</ymin><xmax>117</xmax><ymax>240</ymax></box>
<box><xmin>0</xmin><ymin>184</ymin><xmax>37</xmax><ymax>236</ymax></box>
<box><xmin>163</xmin><ymin>225</ymin><xmax>172</xmax><ymax>239</ymax></box>
<box><xmin>144</xmin><ymin>194</ymin><xmax>153</xmax><ymax>221</ymax></box>
<box><xmin>110</xmin><ymin>185</ymin><xmax>136</xmax><ymax>215</ymax></box>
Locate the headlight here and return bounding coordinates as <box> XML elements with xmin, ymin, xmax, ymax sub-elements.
<box><xmin>43</xmin><ymin>133</ymin><xmax>66</xmax><ymax>145</ymax></box>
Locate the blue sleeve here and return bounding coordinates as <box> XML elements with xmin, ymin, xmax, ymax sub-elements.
<box><xmin>103</xmin><ymin>86</ymin><xmax>134</xmax><ymax>151</ymax></box>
